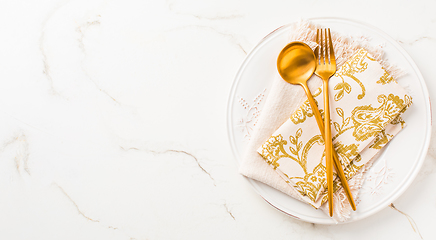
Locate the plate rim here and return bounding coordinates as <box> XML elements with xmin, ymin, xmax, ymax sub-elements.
<box><xmin>226</xmin><ymin>17</ymin><xmax>432</xmax><ymax>224</ymax></box>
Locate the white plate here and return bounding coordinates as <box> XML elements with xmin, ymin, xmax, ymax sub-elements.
<box><xmin>226</xmin><ymin>17</ymin><xmax>432</xmax><ymax>224</ymax></box>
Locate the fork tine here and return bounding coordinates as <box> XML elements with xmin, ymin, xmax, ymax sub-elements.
<box><xmin>315</xmin><ymin>29</ymin><xmax>320</xmax><ymax>61</ymax></box>
<box><xmin>320</xmin><ymin>29</ymin><xmax>325</xmax><ymax>64</ymax></box>
<box><xmin>324</xmin><ymin>29</ymin><xmax>328</xmax><ymax>64</ymax></box>
<box><xmin>328</xmin><ymin>28</ymin><xmax>336</xmax><ymax>66</ymax></box>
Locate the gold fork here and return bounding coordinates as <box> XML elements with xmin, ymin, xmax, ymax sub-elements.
<box><xmin>315</xmin><ymin>29</ymin><xmax>356</xmax><ymax>216</ymax></box>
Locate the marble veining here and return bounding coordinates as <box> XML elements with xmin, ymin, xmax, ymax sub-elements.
<box><xmin>389</xmin><ymin>204</ymin><xmax>423</xmax><ymax>239</ymax></box>
<box><xmin>40</xmin><ymin>34</ymin><xmax>60</xmax><ymax>96</ymax></box>
<box><xmin>39</xmin><ymin>1</ymin><xmax>71</xmax><ymax>97</ymax></box>
<box><xmin>55</xmin><ymin>183</ymin><xmax>100</xmax><ymax>223</ymax></box>
<box><xmin>1</xmin><ymin>132</ymin><xmax>30</xmax><ymax>176</ymax></box>
<box><xmin>165</xmin><ymin>24</ymin><xmax>249</xmax><ymax>54</ymax></box>
<box><xmin>119</xmin><ymin>145</ymin><xmax>216</xmax><ymax>185</ymax></box>
<box><xmin>398</xmin><ymin>36</ymin><xmax>436</xmax><ymax>46</ymax></box>
<box><xmin>75</xmin><ymin>14</ymin><xmax>121</xmax><ymax>104</ymax></box>
<box><xmin>55</xmin><ymin>183</ymin><xmax>139</xmax><ymax>240</ymax></box>
<box><xmin>223</xmin><ymin>202</ymin><xmax>236</xmax><ymax>220</ymax></box>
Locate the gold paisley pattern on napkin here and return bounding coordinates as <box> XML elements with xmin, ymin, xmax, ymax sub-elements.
<box><xmin>258</xmin><ymin>48</ymin><xmax>412</xmax><ymax>208</ymax></box>
<box><xmin>351</xmin><ymin>93</ymin><xmax>409</xmax><ymax>141</ymax></box>
<box><xmin>333</xmin><ymin>48</ymin><xmax>370</xmax><ymax>101</ymax></box>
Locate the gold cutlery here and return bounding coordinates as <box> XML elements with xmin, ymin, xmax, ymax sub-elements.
<box><xmin>277</xmin><ymin>36</ymin><xmax>356</xmax><ymax>217</ymax></box>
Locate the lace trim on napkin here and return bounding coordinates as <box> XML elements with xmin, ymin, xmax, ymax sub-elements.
<box><xmin>288</xmin><ymin>20</ymin><xmax>405</xmax><ymax>80</ymax></box>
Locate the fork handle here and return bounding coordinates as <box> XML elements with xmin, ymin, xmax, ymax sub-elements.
<box><xmin>323</xmin><ymin>79</ymin><xmax>334</xmax><ymax>217</ymax></box>
<box><xmin>300</xmin><ymin>83</ymin><xmax>356</xmax><ymax>213</ymax></box>
<box><xmin>322</xmin><ymin>80</ymin><xmax>356</xmax><ymax>212</ymax></box>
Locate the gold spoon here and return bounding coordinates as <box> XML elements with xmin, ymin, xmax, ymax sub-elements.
<box><xmin>277</xmin><ymin>42</ymin><xmax>334</xmax><ymax>214</ymax></box>
<box><xmin>277</xmin><ymin>42</ymin><xmax>323</xmax><ymax>147</ymax></box>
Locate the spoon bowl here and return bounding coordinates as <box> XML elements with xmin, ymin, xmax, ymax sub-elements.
<box><xmin>277</xmin><ymin>42</ymin><xmax>316</xmax><ymax>85</ymax></box>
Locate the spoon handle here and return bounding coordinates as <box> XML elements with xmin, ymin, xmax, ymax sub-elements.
<box><xmin>300</xmin><ymin>83</ymin><xmax>324</xmax><ymax>132</ymax></box>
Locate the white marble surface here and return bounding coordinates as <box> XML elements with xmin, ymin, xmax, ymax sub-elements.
<box><xmin>0</xmin><ymin>0</ymin><xmax>435</xmax><ymax>239</ymax></box>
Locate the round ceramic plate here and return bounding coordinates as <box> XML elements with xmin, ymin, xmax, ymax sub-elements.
<box><xmin>226</xmin><ymin>17</ymin><xmax>432</xmax><ymax>224</ymax></box>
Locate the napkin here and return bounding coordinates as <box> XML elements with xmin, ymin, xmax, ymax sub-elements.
<box><xmin>238</xmin><ymin>20</ymin><xmax>410</xmax><ymax>221</ymax></box>
<box><xmin>257</xmin><ymin>48</ymin><xmax>412</xmax><ymax>208</ymax></box>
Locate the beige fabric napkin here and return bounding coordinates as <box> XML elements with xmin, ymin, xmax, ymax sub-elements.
<box><xmin>238</xmin><ymin>21</ymin><xmax>409</xmax><ymax>221</ymax></box>
<box><xmin>257</xmin><ymin>48</ymin><xmax>412</xmax><ymax>208</ymax></box>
